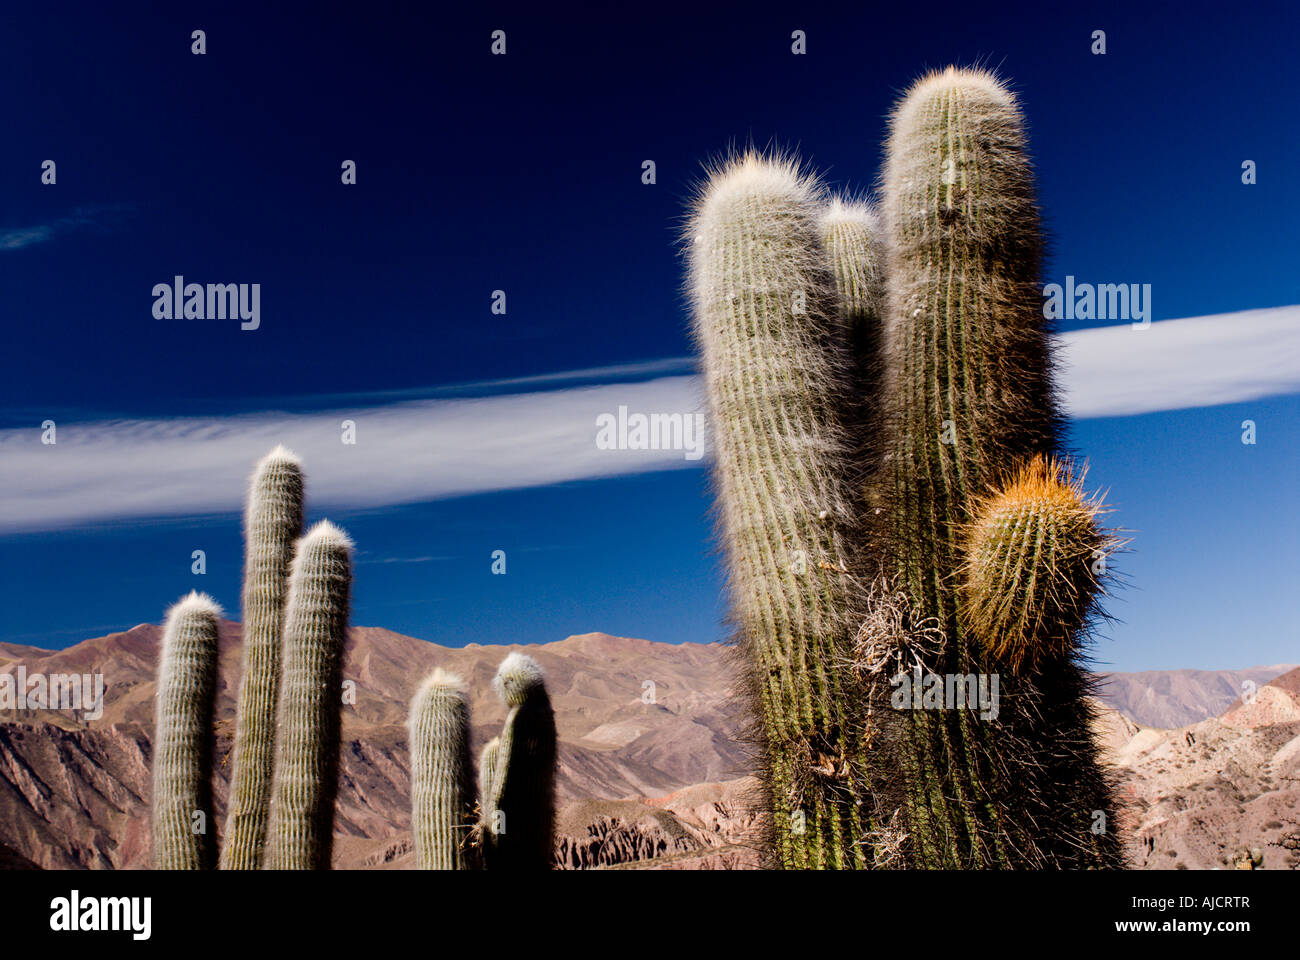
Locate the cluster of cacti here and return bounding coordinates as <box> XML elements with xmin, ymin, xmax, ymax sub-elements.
<box><xmin>151</xmin><ymin>446</ymin><xmax>354</xmax><ymax>870</ymax></box>
<box><xmin>408</xmin><ymin>652</ymin><xmax>557</xmax><ymax>870</ymax></box>
<box><xmin>688</xmin><ymin>66</ymin><xmax>1126</xmax><ymax>868</ymax></box>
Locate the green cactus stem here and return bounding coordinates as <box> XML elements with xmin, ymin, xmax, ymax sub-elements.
<box><xmin>481</xmin><ymin>653</ymin><xmax>556</xmax><ymax>870</ymax></box>
<box><xmin>264</xmin><ymin>520</ymin><xmax>353</xmax><ymax>870</ymax></box>
<box><xmin>409</xmin><ymin>669</ymin><xmax>477</xmax><ymax>870</ymax></box>
<box><xmin>152</xmin><ymin>592</ymin><xmax>222</xmax><ymax>870</ymax></box>
<box><xmin>478</xmin><ymin>736</ymin><xmax>501</xmax><ymax>823</ymax></box>
<box><xmin>687</xmin><ymin>153</ymin><xmax>873</xmax><ymax>869</ymax></box>
<box><xmin>222</xmin><ymin>445</ymin><xmax>304</xmax><ymax>870</ymax></box>
<box><xmin>881</xmin><ymin>66</ymin><xmax>1122</xmax><ymax>867</ymax></box>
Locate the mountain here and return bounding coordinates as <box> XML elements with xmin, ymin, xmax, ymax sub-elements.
<box><xmin>1103</xmin><ymin>666</ymin><xmax>1300</xmax><ymax>870</ymax></box>
<box><xmin>1</xmin><ymin>622</ymin><xmax>1295</xmax><ymax>869</ymax></box>
<box><xmin>1095</xmin><ymin>664</ymin><xmax>1297</xmax><ymax>729</ymax></box>
<box><xmin>0</xmin><ymin>621</ymin><xmax>754</xmax><ymax>869</ymax></box>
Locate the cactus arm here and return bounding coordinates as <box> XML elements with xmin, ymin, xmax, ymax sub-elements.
<box><xmin>482</xmin><ymin>653</ymin><xmax>556</xmax><ymax>870</ymax></box>
<box><xmin>687</xmin><ymin>153</ymin><xmax>874</xmax><ymax>869</ymax></box>
<box><xmin>152</xmin><ymin>592</ymin><xmax>222</xmax><ymax>869</ymax></box>
<box><xmin>264</xmin><ymin>521</ymin><xmax>353</xmax><ymax>870</ymax></box>
<box><xmin>409</xmin><ymin>669</ymin><xmax>477</xmax><ymax>870</ymax></box>
<box><xmin>222</xmin><ymin>446</ymin><xmax>304</xmax><ymax>869</ymax></box>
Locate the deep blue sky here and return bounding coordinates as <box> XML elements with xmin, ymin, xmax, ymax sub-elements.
<box><xmin>2</xmin><ymin>2</ymin><xmax>1297</xmax><ymax>670</ymax></box>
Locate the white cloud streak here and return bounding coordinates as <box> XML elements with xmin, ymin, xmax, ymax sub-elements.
<box><xmin>1056</xmin><ymin>305</ymin><xmax>1300</xmax><ymax>418</ymax></box>
<box><xmin>0</xmin><ymin>378</ymin><xmax>708</xmax><ymax>533</ymax></box>
<box><xmin>1</xmin><ymin>307</ymin><xmax>1296</xmax><ymax>533</ymax></box>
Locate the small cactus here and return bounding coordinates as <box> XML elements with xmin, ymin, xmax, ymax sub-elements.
<box><xmin>481</xmin><ymin>653</ymin><xmax>556</xmax><ymax>870</ymax></box>
<box><xmin>821</xmin><ymin>198</ymin><xmax>885</xmax><ymax>326</ymax></box>
<box><xmin>409</xmin><ymin>669</ymin><xmax>477</xmax><ymax>870</ymax></box>
<box><xmin>152</xmin><ymin>592</ymin><xmax>222</xmax><ymax>869</ymax></box>
<box><xmin>478</xmin><ymin>736</ymin><xmax>501</xmax><ymax>819</ymax></box>
<box><xmin>959</xmin><ymin>455</ymin><xmax>1116</xmax><ymax>675</ymax></box>
<box><xmin>265</xmin><ymin>521</ymin><xmax>354</xmax><ymax>870</ymax></box>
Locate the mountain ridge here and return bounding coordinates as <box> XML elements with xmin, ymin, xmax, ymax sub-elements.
<box><xmin>1</xmin><ymin>622</ymin><xmax>1295</xmax><ymax>869</ymax></box>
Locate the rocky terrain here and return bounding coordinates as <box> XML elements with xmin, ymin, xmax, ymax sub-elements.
<box><xmin>1105</xmin><ymin>666</ymin><xmax>1300</xmax><ymax>870</ymax></box>
<box><xmin>0</xmin><ymin>623</ymin><xmax>1295</xmax><ymax>869</ymax></box>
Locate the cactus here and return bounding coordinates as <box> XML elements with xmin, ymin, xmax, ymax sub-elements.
<box><xmin>265</xmin><ymin>520</ymin><xmax>354</xmax><ymax>870</ymax></box>
<box><xmin>409</xmin><ymin>669</ymin><xmax>477</xmax><ymax>870</ymax></box>
<box><xmin>821</xmin><ymin>199</ymin><xmax>885</xmax><ymax>326</ymax></box>
<box><xmin>821</xmin><ymin>198</ymin><xmax>890</xmax><ymax>515</ymax></box>
<box><xmin>222</xmin><ymin>445</ymin><xmax>304</xmax><ymax>869</ymax></box>
<box><xmin>478</xmin><ymin>736</ymin><xmax>501</xmax><ymax>818</ymax></box>
<box><xmin>686</xmin><ymin>67</ymin><xmax>1126</xmax><ymax>869</ymax></box>
<box><xmin>877</xmin><ymin>66</ymin><xmax>1121</xmax><ymax>868</ymax></box>
<box><xmin>406</xmin><ymin>655</ymin><xmax>558</xmax><ymax>871</ymax></box>
<box><xmin>480</xmin><ymin>652</ymin><xmax>556</xmax><ymax>870</ymax></box>
<box><xmin>148</xmin><ymin>450</ymin><xmax>356</xmax><ymax>871</ymax></box>
<box><xmin>152</xmin><ymin>592</ymin><xmax>222</xmax><ymax>869</ymax></box>
<box><xmin>686</xmin><ymin>153</ymin><xmax>873</xmax><ymax>869</ymax></box>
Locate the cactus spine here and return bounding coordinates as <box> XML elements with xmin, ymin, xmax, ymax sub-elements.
<box><xmin>481</xmin><ymin>652</ymin><xmax>556</xmax><ymax>870</ymax></box>
<box><xmin>265</xmin><ymin>520</ymin><xmax>353</xmax><ymax>870</ymax></box>
<box><xmin>687</xmin><ymin>154</ymin><xmax>872</xmax><ymax>869</ymax></box>
<box><xmin>409</xmin><ymin>670</ymin><xmax>477</xmax><ymax>870</ymax></box>
<box><xmin>222</xmin><ymin>445</ymin><xmax>304</xmax><ymax>869</ymax></box>
<box><xmin>152</xmin><ymin>592</ymin><xmax>221</xmax><ymax>869</ymax></box>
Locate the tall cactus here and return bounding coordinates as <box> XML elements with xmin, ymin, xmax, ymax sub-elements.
<box><xmin>480</xmin><ymin>653</ymin><xmax>556</xmax><ymax>870</ymax></box>
<box><xmin>686</xmin><ymin>153</ymin><xmax>872</xmax><ymax>869</ymax></box>
<box><xmin>152</xmin><ymin>592</ymin><xmax>222</xmax><ymax>869</ymax></box>
<box><xmin>409</xmin><ymin>669</ymin><xmax>477</xmax><ymax>870</ymax></box>
<box><xmin>222</xmin><ymin>445</ymin><xmax>304</xmax><ymax>869</ymax></box>
<box><xmin>686</xmin><ymin>67</ymin><xmax>1125</xmax><ymax>869</ymax></box>
<box><xmin>878</xmin><ymin>66</ymin><xmax>1121</xmax><ymax>867</ymax></box>
<box><xmin>265</xmin><ymin>520</ymin><xmax>353</xmax><ymax>870</ymax></box>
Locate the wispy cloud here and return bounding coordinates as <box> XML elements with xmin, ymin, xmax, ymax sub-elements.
<box><xmin>1</xmin><ymin>204</ymin><xmax>133</xmax><ymax>251</ymax></box>
<box><xmin>1</xmin><ymin>306</ymin><xmax>1296</xmax><ymax>533</ymax></box>
<box><xmin>0</xmin><ymin>377</ymin><xmax>708</xmax><ymax>533</ymax></box>
<box><xmin>1</xmin><ymin>226</ymin><xmax>54</xmax><ymax>250</ymax></box>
